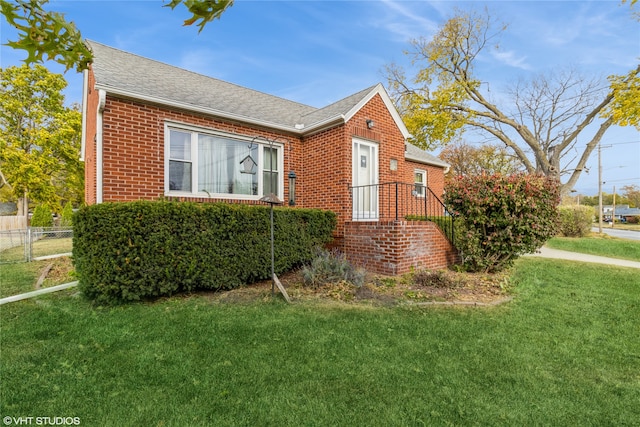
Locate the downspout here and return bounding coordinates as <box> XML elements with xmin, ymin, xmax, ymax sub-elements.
<box><xmin>97</xmin><ymin>90</ymin><xmax>106</xmax><ymax>203</ymax></box>
<box><xmin>80</xmin><ymin>70</ymin><xmax>88</xmax><ymax>161</ymax></box>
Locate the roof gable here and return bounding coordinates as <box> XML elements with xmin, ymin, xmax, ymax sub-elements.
<box><xmin>342</xmin><ymin>83</ymin><xmax>411</xmax><ymax>139</ymax></box>
<box><xmin>86</xmin><ymin>41</ymin><xmax>409</xmax><ymax>138</ymax></box>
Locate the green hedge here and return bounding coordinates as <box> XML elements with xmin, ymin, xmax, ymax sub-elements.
<box><xmin>557</xmin><ymin>205</ymin><xmax>594</xmax><ymax>237</ymax></box>
<box><xmin>73</xmin><ymin>201</ymin><xmax>336</xmax><ymax>304</ymax></box>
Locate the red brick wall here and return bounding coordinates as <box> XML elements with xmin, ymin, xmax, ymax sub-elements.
<box><xmin>87</xmin><ymin>93</ymin><xmax>299</xmax><ymax>204</ymax></box>
<box><xmin>347</xmin><ymin>94</ymin><xmax>407</xmax><ymax>186</ymax></box>
<box><xmin>404</xmin><ymin>160</ymin><xmax>446</xmax><ymax>201</ymax></box>
<box><xmin>301</xmin><ymin>126</ymin><xmax>350</xmax><ymax>236</ymax></box>
<box><xmin>84</xmin><ymin>76</ymin><xmax>458</xmax><ymax>272</ymax></box>
<box><xmin>343</xmin><ymin>220</ymin><xmax>460</xmax><ymax>275</ymax></box>
<box><xmin>85</xmin><ymin>77</ymin><xmax>447</xmax><ymax>212</ymax></box>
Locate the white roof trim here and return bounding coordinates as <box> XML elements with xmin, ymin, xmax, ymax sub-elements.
<box><xmin>343</xmin><ymin>83</ymin><xmax>411</xmax><ymax>139</ymax></box>
<box><xmin>299</xmin><ymin>115</ymin><xmax>346</xmax><ymax>136</ymax></box>
<box><xmin>405</xmin><ymin>152</ymin><xmax>450</xmax><ymax>170</ymax></box>
<box><xmin>94</xmin><ymin>82</ymin><xmax>410</xmax><ymax>139</ymax></box>
<box><xmin>94</xmin><ymin>84</ymin><xmax>302</xmax><ymax>135</ymax></box>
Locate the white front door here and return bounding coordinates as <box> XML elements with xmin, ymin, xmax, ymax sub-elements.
<box><xmin>352</xmin><ymin>138</ymin><xmax>378</xmax><ymax>220</ymax></box>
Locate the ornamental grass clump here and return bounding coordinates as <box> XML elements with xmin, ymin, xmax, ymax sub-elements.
<box><xmin>444</xmin><ymin>173</ymin><xmax>560</xmax><ymax>273</ymax></box>
<box><xmin>302</xmin><ymin>249</ymin><xmax>365</xmax><ymax>288</ymax></box>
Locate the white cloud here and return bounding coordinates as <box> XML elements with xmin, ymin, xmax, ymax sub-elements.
<box><xmin>490</xmin><ymin>50</ymin><xmax>531</xmax><ymax>71</ymax></box>
<box><xmin>374</xmin><ymin>0</ymin><xmax>440</xmax><ymax>41</ymax></box>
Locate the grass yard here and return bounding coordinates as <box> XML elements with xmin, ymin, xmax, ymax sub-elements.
<box><xmin>0</xmin><ymin>257</ymin><xmax>75</xmax><ymax>299</ymax></box>
<box><xmin>0</xmin><ymin>236</ymin><xmax>72</xmax><ymax>263</ymax></box>
<box><xmin>547</xmin><ymin>235</ymin><xmax>640</xmax><ymax>261</ymax></box>
<box><xmin>1</xmin><ymin>258</ymin><xmax>639</xmax><ymax>426</ymax></box>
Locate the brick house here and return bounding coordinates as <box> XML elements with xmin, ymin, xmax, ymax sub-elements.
<box><xmin>81</xmin><ymin>41</ymin><xmax>459</xmax><ymax>275</ymax></box>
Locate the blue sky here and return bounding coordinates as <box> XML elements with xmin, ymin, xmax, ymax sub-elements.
<box><xmin>1</xmin><ymin>0</ymin><xmax>638</xmax><ymax>195</ymax></box>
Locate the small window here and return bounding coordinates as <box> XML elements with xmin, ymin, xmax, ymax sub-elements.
<box><xmin>263</xmin><ymin>146</ymin><xmax>279</xmax><ymax>196</ymax></box>
<box><xmin>169</xmin><ymin>130</ymin><xmax>192</xmax><ymax>192</ymax></box>
<box><xmin>414</xmin><ymin>169</ymin><xmax>427</xmax><ymax>198</ymax></box>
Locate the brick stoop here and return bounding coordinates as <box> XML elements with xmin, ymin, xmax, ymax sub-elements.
<box><xmin>341</xmin><ymin>220</ymin><xmax>460</xmax><ymax>275</ymax></box>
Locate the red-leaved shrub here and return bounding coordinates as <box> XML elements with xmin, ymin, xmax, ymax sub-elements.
<box><xmin>444</xmin><ymin>173</ymin><xmax>560</xmax><ymax>272</ymax></box>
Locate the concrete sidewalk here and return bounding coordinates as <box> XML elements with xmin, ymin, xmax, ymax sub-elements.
<box><xmin>526</xmin><ymin>246</ymin><xmax>640</xmax><ymax>269</ymax></box>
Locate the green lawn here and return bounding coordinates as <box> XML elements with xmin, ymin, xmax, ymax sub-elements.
<box><xmin>0</xmin><ymin>236</ymin><xmax>72</xmax><ymax>263</ymax></box>
<box><xmin>547</xmin><ymin>236</ymin><xmax>640</xmax><ymax>261</ymax></box>
<box><xmin>1</xmin><ymin>258</ymin><xmax>639</xmax><ymax>426</ymax></box>
<box><xmin>0</xmin><ymin>257</ymin><xmax>75</xmax><ymax>299</ymax></box>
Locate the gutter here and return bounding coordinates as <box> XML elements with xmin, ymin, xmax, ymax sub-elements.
<box><xmin>405</xmin><ymin>152</ymin><xmax>451</xmax><ymax>172</ymax></box>
<box><xmin>297</xmin><ymin>115</ymin><xmax>346</xmax><ymax>136</ymax></box>
<box><xmin>94</xmin><ymin>84</ymin><xmax>350</xmax><ymax>138</ymax></box>
<box><xmin>97</xmin><ymin>90</ymin><xmax>106</xmax><ymax>203</ymax></box>
<box><xmin>80</xmin><ymin>70</ymin><xmax>88</xmax><ymax>161</ymax></box>
<box><xmin>94</xmin><ymin>84</ymin><xmax>304</xmax><ymax>136</ymax></box>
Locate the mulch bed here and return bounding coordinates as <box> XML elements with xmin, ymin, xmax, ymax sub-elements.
<box><xmin>206</xmin><ymin>268</ymin><xmax>512</xmax><ymax>307</ymax></box>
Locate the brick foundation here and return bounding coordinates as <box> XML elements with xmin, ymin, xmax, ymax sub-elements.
<box><xmin>341</xmin><ymin>220</ymin><xmax>460</xmax><ymax>275</ymax></box>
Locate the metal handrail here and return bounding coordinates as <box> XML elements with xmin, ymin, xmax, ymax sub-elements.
<box><xmin>349</xmin><ymin>182</ymin><xmax>455</xmax><ymax>244</ymax></box>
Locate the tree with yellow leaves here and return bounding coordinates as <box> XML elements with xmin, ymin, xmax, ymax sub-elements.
<box><xmin>0</xmin><ymin>64</ymin><xmax>83</xmax><ymax>216</ymax></box>
<box><xmin>386</xmin><ymin>8</ymin><xmax>639</xmax><ymax>196</ymax></box>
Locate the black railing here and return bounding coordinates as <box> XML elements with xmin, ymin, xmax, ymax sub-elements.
<box><xmin>349</xmin><ymin>182</ymin><xmax>455</xmax><ymax>244</ymax></box>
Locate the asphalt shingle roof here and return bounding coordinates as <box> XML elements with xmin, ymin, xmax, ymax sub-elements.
<box><xmin>87</xmin><ymin>40</ymin><xmax>449</xmax><ymax>169</ymax></box>
<box><xmin>88</xmin><ymin>40</ymin><xmax>373</xmax><ymax>132</ymax></box>
<box><xmin>405</xmin><ymin>142</ymin><xmax>450</xmax><ymax>169</ymax></box>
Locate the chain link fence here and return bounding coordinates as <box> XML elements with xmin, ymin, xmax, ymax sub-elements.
<box><xmin>0</xmin><ymin>227</ymin><xmax>73</xmax><ymax>264</ymax></box>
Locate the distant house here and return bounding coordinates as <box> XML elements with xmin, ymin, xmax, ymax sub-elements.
<box><xmin>602</xmin><ymin>205</ymin><xmax>640</xmax><ymax>222</ymax></box>
<box><xmin>81</xmin><ymin>41</ymin><xmax>459</xmax><ymax>274</ymax></box>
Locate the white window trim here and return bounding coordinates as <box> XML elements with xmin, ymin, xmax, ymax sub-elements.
<box><xmin>164</xmin><ymin>121</ymin><xmax>284</xmax><ymax>201</ymax></box>
<box><xmin>414</xmin><ymin>169</ymin><xmax>427</xmax><ymax>198</ymax></box>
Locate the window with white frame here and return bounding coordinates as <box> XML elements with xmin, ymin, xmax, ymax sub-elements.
<box><xmin>166</xmin><ymin>124</ymin><xmax>281</xmax><ymax>199</ymax></box>
<box><xmin>414</xmin><ymin>169</ymin><xmax>427</xmax><ymax>197</ymax></box>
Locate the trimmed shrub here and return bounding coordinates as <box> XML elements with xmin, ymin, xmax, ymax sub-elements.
<box><xmin>557</xmin><ymin>205</ymin><xmax>594</xmax><ymax>237</ymax></box>
<box><xmin>30</xmin><ymin>204</ymin><xmax>53</xmax><ymax>227</ymax></box>
<box><xmin>444</xmin><ymin>173</ymin><xmax>560</xmax><ymax>273</ymax></box>
<box><xmin>60</xmin><ymin>202</ymin><xmax>74</xmax><ymax>227</ymax></box>
<box><xmin>73</xmin><ymin>201</ymin><xmax>336</xmax><ymax>304</ymax></box>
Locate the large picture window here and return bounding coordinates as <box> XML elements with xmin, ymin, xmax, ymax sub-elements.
<box><xmin>166</xmin><ymin>124</ymin><xmax>282</xmax><ymax>199</ymax></box>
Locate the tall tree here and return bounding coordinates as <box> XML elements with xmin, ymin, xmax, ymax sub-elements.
<box><xmin>385</xmin><ymin>9</ymin><xmax>639</xmax><ymax>195</ymax></box>
<box><xmin>439</xmin><ymin>140</ymin><xmax>523</xmax><ymax>179</ymax></box>
<box><xmin>1</xmin><ymin>0</ymin><xmax>233</xmax><ymax>71</ymax></box>
<box><xmin>621</xmin><ymin>184</ymin><xmax>640</xmax><ymax>207</ymax></box>
<box><xmin>0</xmin><ymin>64</ymin><xmax>83</xmax><ymax>215</ymax></box>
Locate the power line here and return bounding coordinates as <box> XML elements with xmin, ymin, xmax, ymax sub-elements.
<box><xmin>604</xmin><ymin>177</ymin><xmax>640</xmax><ymax>183</ymax></box>
<box><xmin>608</xmin><ymin>140</ymin><xmax>640</xmax><ymax>146</ymax></box>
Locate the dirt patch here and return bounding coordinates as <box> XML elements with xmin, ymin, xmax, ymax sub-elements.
<box><xmin>36</xmin><ymin>257</ymin><xmax>76</xmax><ymax>289</ymax></box>
<box><xmin>202</xmin><ymin>268</ymin><xmax>512</xmax><ymax>307</ymax></box>
<box><xmin>47</xmin><ymin>256</ymin><xmax>512</xmax><ymax>307</ymax></box>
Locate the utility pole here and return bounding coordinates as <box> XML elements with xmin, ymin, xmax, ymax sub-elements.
<box><xmin>612</xmin><ymin>185</ymin><xmax>616</xmax><ymax>228</ymax></box>
<box><xmin>598</xmin><ymin>143</ymin><xmax>603</xmax><ymax>233</ymax></box>
<box><xmin>597</xmin><ymin>143</ymin><xmax>613</xmax><ymax>234</ymax></box>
